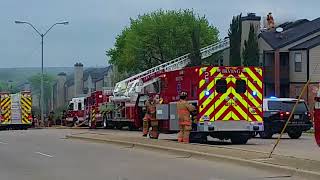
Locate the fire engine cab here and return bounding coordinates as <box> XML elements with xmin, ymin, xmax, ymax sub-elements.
<box><xmin>66</xmin><ymin>96</ymin><xmax>85</xmax><ymax>126</ymax></box>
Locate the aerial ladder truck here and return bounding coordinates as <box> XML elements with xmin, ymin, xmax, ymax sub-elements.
<box><xmin>101</xmin><ymin>39</ymin><xmax>231</xmax><ymax>130</ymax></box>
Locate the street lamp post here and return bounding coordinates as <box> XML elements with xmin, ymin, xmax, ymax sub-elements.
<box><xmin>15</xmin><ymin>21</ymin><xmax>68</xmax><ymax>125</ymax></box>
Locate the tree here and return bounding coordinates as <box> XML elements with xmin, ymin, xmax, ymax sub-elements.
<box><xmin>228</xmin><ymin>14</ymin><xmax>242</xmax><ymax>66</ymax></box>
<box><xmin>242</xmin><ymin>24</ymin><xmax>259</xmax><ymax>66</ymax></box>
<box><xmin>107</xmin><ymin>9</ymin><xmax>219</xmax><ymax>74</ymax></box>
<box><xmin>0</xmin><ymin>80</ymin><xmax>19</xmax><ymax>93</ymax></box>
<box><xmin>28</xmin><ymin>74</ymin><xmax>55</xmax><ymax>113</ymax></box>
<box><xmin>189</xmin><ymin>23</ymin><xmax>201</xmax><ymax>66</ymax></box>
<box><xmin>0</xmin><ymin>81</ymin><xmax>7</xmax><ymax>91</ymax></box>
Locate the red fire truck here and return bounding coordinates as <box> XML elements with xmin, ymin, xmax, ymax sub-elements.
<box><xmin>101</xmin><ymin>40</ymin><xmax>231</xmax><ymax>132</ymax></box>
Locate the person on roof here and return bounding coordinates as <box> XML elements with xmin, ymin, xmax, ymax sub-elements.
<box><xmin>267</xmin><ymin>12</ymin><xmax>275</xmax><ymax>30</ymax></box>
<box><xmin>177</xmin><ymin>91</ymin><xmax>196</xmax><ymax>143</ymax></box>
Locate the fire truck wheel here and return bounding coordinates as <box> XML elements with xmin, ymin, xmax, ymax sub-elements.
<box><xmin>252</xmin><ymin>132</ymin><xmax>258</xmax><ymax>138</ymax></box>
<box><xmin>259</xmin><ymin>125</ymin><xmax>273</xmax><ymax>139</ymax></box>
<box><xmin>189</xmin><ymin>133</ymin><xmax>207</xmax><ymax>144</ymax></box>
<box><xmin>102</xmin><ymin>118</ymin><xmax>108</xmax><ymax>129</ymax></box>
<box><xmin>230</xmin><ymin>135</ymin><xmax>249</xmax><ymax>144</ymax></box>
<box><xmin>128</xmin><ymin>123</ymin><xmax>135</xmax><ymax>131</ymax></box>
<box><xmin>88</xmin><ymin>119</ymin><xmax>92</xmax><ymax>129</ymax></box>
<box><xmin>287</xmin><ymin>130</ymin><xmax>302</xmax><ymax>139</ymax></box>
<box><xmin>116</xmin><ymin>123</ymin><xmax>123</xmax><ymax>130</ymax></box>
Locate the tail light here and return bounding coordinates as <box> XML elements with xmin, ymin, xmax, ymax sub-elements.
<box><xmin>279</xmin><ymin>112</ymin><xmax>290</xmax><ymax>119</ymax></box>
<box><xmin>306</xmin><ymin>112</ymin><xmax>311</xmax><ymax>118</ymax></box>
<box><xmin>28</xmin><ymin>115</ymin><xmax>33</xmax><ymax>120</ymax></box>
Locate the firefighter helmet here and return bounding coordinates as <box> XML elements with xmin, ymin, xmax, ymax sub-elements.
<box><xmin>180</xmin><ymin>91</ymin><xmax>188</xmax><ymax>99</ymax></box>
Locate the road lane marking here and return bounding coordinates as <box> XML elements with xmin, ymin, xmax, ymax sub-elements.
<box><xmin>0</xmin><ymin>141</ymin><xmax>8</xmax><ymax>145</ymax></box>
<box><xmin>35</xmin><ymin>152</ymin><xmax>54</xmax><ymax>158</ymax></box>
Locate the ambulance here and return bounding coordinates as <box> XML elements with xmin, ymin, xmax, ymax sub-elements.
<box><xmin>156</xmin><ymin>66</ymin><xmax>264</xmax><ymax>144</ymax></box>
<box><xmin>0</xmin><ymin>91</ymin><xmax>32</xmax><ymax>129</ymax></box>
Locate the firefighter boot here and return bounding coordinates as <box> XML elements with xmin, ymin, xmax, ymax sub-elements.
<box><xmin>182</xmin><ymin>125</ymin><xmax>192</xmax><ymax>143</ymax></box>
<box><xmin>142</xmin><ymin>117</ymin><xmax>150</xmax><ymax>137</ymax></box>
<box><xmin>177</xmin><ymin>125</ymin><xmax>183</xmax><ymax>142</ymax></box>
<box><xmin>150</xmin><ymin>120</ymin><xmax>159</xmax><ymax>139</ymax></box>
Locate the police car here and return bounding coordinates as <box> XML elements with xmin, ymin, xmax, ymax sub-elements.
<box><xmin>261</xmin><ymin>97</ymin><xmax>313</xmax><ymax>139</ymax></box>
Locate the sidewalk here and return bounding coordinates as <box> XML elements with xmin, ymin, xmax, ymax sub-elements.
<box><xmin>65</xmin><ymin>128</ymin><xmax>320</xmax><ymax>161</ymax></box>
<box><xmin>66</xmin><ymin>130</ymin><xmax>320</xmax><ymax>179</ymax></box>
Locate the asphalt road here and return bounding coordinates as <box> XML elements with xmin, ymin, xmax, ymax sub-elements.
<box><xmin>0</xmin><ymin>129</ymin><xmax>307</xmax><ymax>180</ymax></box>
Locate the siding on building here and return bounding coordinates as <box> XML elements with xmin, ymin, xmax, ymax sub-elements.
<box><xmin>309</xmin><ymin>45</ymin><xmax>320</xmax><ymax>82</ymax></box>
<box><xmin>222</xmin><ymin>48</ymin><xmax>230</xmax><ymax>66</ymax></box>
<box><xmin>95</xmin><ymin>79</ymin><xmax>103</xmax><ymax>91</ymax></box>
<box><xmin>258</xmin><ymin>38</ymin><xmax>273</xmax><ymax>64</ymax></box>
<box><xmin>66</xmin><ymin>84</ymin><xmax>74</xmax><ymax>102</ymax></box>
<box><xmin>289</xmin><ymin>50</ymin><xmax>308</xmax><ymax>82</ymax></box>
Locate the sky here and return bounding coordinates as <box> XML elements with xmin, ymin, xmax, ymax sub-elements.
<box><xmin>0</xmin><ymin>0</ymin><xmax>319</xmax><ymax>68</ymax></box>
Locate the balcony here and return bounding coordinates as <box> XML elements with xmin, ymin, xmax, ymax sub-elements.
<box><xmin>264</xmin><ymin>66</ymin><xmax>289</xmax><ymax>84</ymax></box>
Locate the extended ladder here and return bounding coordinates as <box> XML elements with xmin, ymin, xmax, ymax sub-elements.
<box><xmin>113</xmin><ymin>38</ymin><xmax>230</xmax><ymax>96</ymax></box>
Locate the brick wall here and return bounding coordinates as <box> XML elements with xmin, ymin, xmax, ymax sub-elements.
<box><xmin>290</xmin><ymin>83</ymin><xmax>319</xmax><ymax>110</ymax></box>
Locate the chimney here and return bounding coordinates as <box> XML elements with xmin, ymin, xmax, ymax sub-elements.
<box><xmin>74</xmin><ymin>62</ymin><xmax>84</xmax><ymax>97</ymax></box>
<box><xmin>56</xmin><ymin>72</ymin><xmax>67</xmax><ymax>108</ymax></box>
<box><xmin>240</xmin><ymin>13</ymin><xmax>261</xmax><ymax>61</ymax></box>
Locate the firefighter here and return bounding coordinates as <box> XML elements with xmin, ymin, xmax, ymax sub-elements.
<box><xmin>267</xmin><ymin>12</ymin><xmax>275</xmax><ymax>30</ymax></box>
<box><xmin>61</xmin><ymin>110</ymin><xmax>67</xmax><ymax>126</ymax></box>
<box><xmin>177</xmin><ymin>91</ymin><xmax>196</xmax><ymax>143</ymax></box>
<box><xmin>142</xmin><ymin>95</ymin><xmax>159</xmax><ymax>138</ymax></box>
<box><xmin>48</xmin><ymin>111</ymin><xmax>54</xmax><ymax>127</ymax></box>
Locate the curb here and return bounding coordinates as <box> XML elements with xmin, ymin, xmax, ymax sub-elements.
<box><xmin>66</xmin><ymin>135</ymin><xmax>320</xmax><ymax>180</ymax></box>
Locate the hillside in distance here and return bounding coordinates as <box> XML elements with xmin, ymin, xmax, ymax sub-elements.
<box><xmin>0</xmin><ymin>67</ymin><xmax>74</xmax><ymax>83</ymax></box>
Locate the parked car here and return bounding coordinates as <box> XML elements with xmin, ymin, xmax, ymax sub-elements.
<box><xmin>261</xmin><ymin>97</ymin><xmax>313</xmax><ymax>139</ymax></box>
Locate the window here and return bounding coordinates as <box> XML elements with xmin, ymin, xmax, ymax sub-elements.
<box><xmin>294</xmin><ymin>53</ymin><xmax>302</xmax><ymax>72</ymax></box>
<box><xmin>268</xmin><ymin>101</ymin><xmax>308</xmax><ymax>113</ymax></box>
<box><xmin>78</xmin><ymin>102</ymin><xmax>82</xmax><ymax>110</ymax></box>
<box><xmin>235</xmin><ymin>79</ymin><xmax>246</xmax><ymax>94</ymax></box>
<box><xmin>216</xmin><ymin>79</ymin><xmax>227</xmax><ymax>94</ymax></box>
<box><xmin>68</xmin><ymin>103</ymin><xmax>74</xmax><ymax>111</ymax></box>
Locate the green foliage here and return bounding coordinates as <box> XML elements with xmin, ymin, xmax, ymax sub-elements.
<box><xmin>0</xmin><ymin>81</ymin><xmax>7</xmax><ymax>91</ymax></box>
<box><xmin>28</xmin><ymin>73</ymin><xmax>55</xmax><ymax>112</ymax></box>
<box><xmin>242</xmin><ymin>24</ymin><xmax>259</xmax><ymax>66</ymax></box>
<box><xmin>107</xmin><ymin>9</ymin><xmax>219</xmax><ymax>74</ymax></box>
<box><xmin>189</xmin><ymin>23</ymin><xmax>201</xmax><ymax>66</ymax></box>
<box><xmin>228</xmin><ymin>14</ymin><xmax>242</xmax><ymax>66</ymax></box>
<box><xmin>0</xmin><ymin>80</ymin><xmax>19</xmax><ymax>93</ymax></box>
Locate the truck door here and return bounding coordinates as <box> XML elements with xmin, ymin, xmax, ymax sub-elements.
<box><xmin>20</xmin><ymin>93</ymin><xmax>32</xmax><ymax>124</ymax></box>
<box><xmin>242</xmin><ymin>67</ymin><xmax>263</xmax><ymax>122</ymax></box>
<box><xmin>0</xmin><ymin>94</ymin><xmax>11</xmax><ymax>124</ymax></box>
<box><xmin>213</xmin><ymin>77</ymin><xmax>248</xmax><ymax>121</ymax></box>
<box><xmin>233</xmin><ymin>77</ymin><xmax>249</xmax><ymax>121</ymax></box>
<box><xmin>11</xmin><ymin>94</ymin><xmax>22</xmax><ymax>124</ymax></box>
